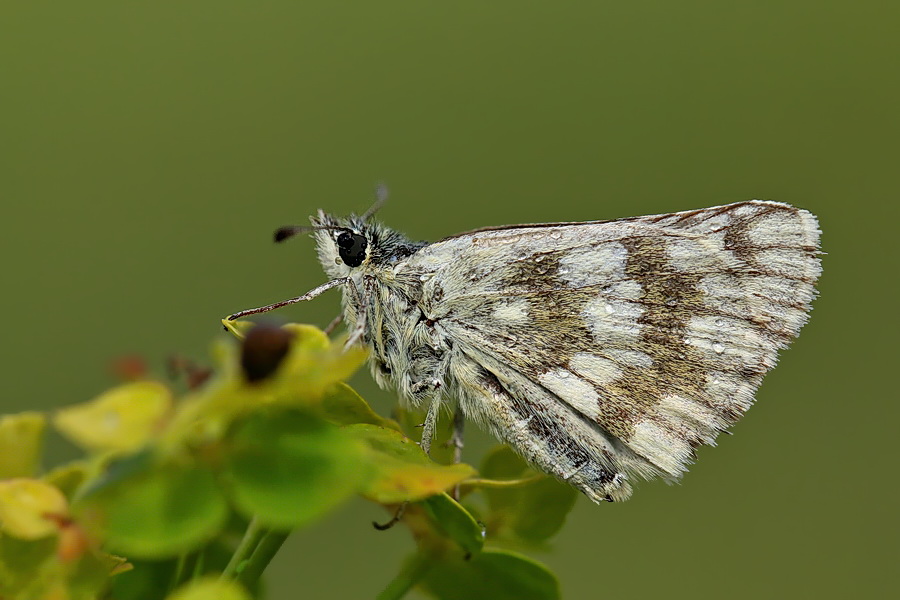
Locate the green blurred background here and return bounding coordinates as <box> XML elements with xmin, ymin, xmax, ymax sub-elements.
<box><xmin>2</xmin><ymin>1</ymin><xmax>897</xmax><ymax>598</ymax></box>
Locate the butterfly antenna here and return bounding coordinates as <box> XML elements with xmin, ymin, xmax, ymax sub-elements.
<box><xmin>361</xmin><ymin>182</ymin><xmax>389</xmax><ymax>222</ymax></box>
<box><xmin>273</xmin><ymin>224</ymin><xmax>349</xmax><ymax>243</ymax></box>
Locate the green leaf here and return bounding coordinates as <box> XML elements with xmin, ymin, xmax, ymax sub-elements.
<box><xmin>420</xmin><ymin>548</ymin><xmax>560</xmax><ymax>600</ymax></box>
<box><xmin>0</xmin><ymin>534</ymin><xmax>57</xmax><ymax>594</ymax></box>
<box><xmin>43</xmin><ymin>461</ymin><xmax>90</xmax><ymax>501</ymax></box>
<box><xmin>0</xmin><ymin>543</ymin><xmax>127</xmax><ymax>600</ymax></box>
<box><xmin>346</xmin><ymin>424</ymin><xmax>476</xmax><ymax>504</ymax></box>
<box><xmin>480</xmin><ymin>446</ymin><xmax>576</xmax><ymax>544</ymax></box>
<box><xmin>420</xmin><ymin>493</ymin><xmax>484</xmax><ymax>557</ymax></box>
<box><xmin>392</xmin><ymin>406</ymin><xmax>456</xmax><ymax>465</ymax></box>
<box><xmin>75</xmin><ymin>449</ymin><xmax>155</xmax><ymax>501</ymax></box>
<box><xmin>68</xmin><ymin>550</ymin><xmax>128</xmax><ymax>600</ymax></box>
<box><xmin>501</xmin><ymin>478</ymin><xmax>576</xmax><ymax>544</ymax></box>
<box><xmin>0</xmin><ymin>412</ymin><xmax>46</xmax><ymax>478</ymax></box>
<box><xmin>167</xmin><ymin>576</ymin><xmax>251</xmax><ymax>600</ymax></box>
<box><xmin>222</xmin><ymin>410</ymin><xmax>366</xmax><ymax>528</ymax></box>
<box><xmin>77</xmin><ymin>458</ymin><xmax>228</xmax><ymax>559</ymax></box>
<box><xmin>109</xmin><ymin>558</ymin><xmax>178</xmax><ymax>600</ymax></box>
<box><xmin>115</xmin><ymin>537</ymin><xmax>235</xmax><ymax>599</ymax></box>
<box><xmin>322</xmin><ymin>383</ymin><xmax>400</xmax><ymax>429</ymax></box>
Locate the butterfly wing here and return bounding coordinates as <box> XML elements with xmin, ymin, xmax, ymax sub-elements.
<box><xmin>408</xmin><ymin>200</ymin><xmax>821</xmax><ymax>501</ymax></box>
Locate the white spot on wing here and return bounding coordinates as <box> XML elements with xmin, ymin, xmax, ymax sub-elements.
<box><xmin>696</xmin><ymin>212</ymin><xmax>732</xmax><ymax>232</ymax></box>
<box><xmin>583</xmin><ymin>296</ymin><xmax>643</xmax><ymax>345</ymax></box>
<box><xmin>657</xmin><ymin>395</ymin><xmax>723</xmax><ymax>441</ymax></box>
<box><xmin>559</xmin><ymin>241</ymin><xmax>627</xmax><ymax>288</ymax></box>
<box><xmin>705</xmin><ymin>372</ymin><xmax>755</xmax><ymax>413</ymax></box>
<box><xmin>687</xmin><ymin>315</ymin><xmax>774</xmax><ymax>355</ymax></box>
<box><xmin>697</xmin><ymin>273</ymin><xmax>814</xmax><ymax>336</ymax></box>
<box><xmin>666</xmin><ymin>236</ymin><xmax>725</xmax><ymax>272</ymax></box>
<box><xmin>746</xmin><ymin>211</ymin><xmax>805</xmax><ymax>246</ymax></box>
<box><xmin>491</xmin><ymin>299</ymin><xmax>530</xmax><ymax>324</ymax></box>
<box><xmin>603</xmin><ymin>280</ymin><xmax>642</xmax><ymax>300</ymax></box>
<box><xmin>538</xmin><ymin>369</ymin><xmax>599</xmax><ymax>417</ymax></box>
<box><xmin>730</xmin><ymin>204</ymin><xmax>763</xmax><ymax>219</ymax></box>
<box><xmin>629</xmin><ymin>420</ymin><xmax>692</xmax><ymax>476</ymax></box>
<box><xmin>605</xmin><ymin>348</ymin><xmax>654</xmax><ymax>368</ymax></box>
<box><xmin>754</xmin><ymin>248</ymin><xmax>820</xmax><ymax>279</ymax></box>
<box><xmin>570</xmin><ymin>352</ymin><xmax>622</xmax><ymax>385</ymax></box>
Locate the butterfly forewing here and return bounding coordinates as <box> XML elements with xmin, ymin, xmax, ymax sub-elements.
<box><xmin>399</xmin><ymin>201</ymin><xmax>820</xmax><ymax>500</ymax></box>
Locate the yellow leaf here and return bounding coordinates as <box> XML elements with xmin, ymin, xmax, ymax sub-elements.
<box><xmin>54</xmin><ymin>382</ymin><xmax>172</xmax><ymax>452</ymax></box>
<box><xmin>280</xmin><ymin>323</ymin><xmax>331</xmax><ymax>350</ymax></box>
<box><xmin>281</xmin><ymin>344</ymin><xmax>367</xmax><ymax>399</ymax></box>
<box><xmin>162</xmin><ymin>324</ymin><xmax>368</xmax><ymax>451</ymax></box>
<box><xmin>0</xmin><ymin>479</ymin><xmax>68</xmax><ymax>539</ymax></box>
<box><xmin>364</xmin><ymin>462</ymin><xmax>476</xmax><ymax>504</ymax></box>
<box><xmin>108</xmin><ymin>554</ymin><xmax>133</xmax><ymax>575</ymax></box>
<box><xmin>347</xmin><ymin>425</ymin><xmax>477</xmax><ymax>503</ymax></box>
<box><xmin>166</xmin><ymin>577</ymin><xmax>250</xmax><ymax>600</ymax></box>
<box><xmin>221</xmin><ymin>318</ymin><xmax>256</xmax><ymax>340</ymax></box>
<box><xmin>0</xmin><ymin>412</ymin><xmax>46</xmax><ymax>478</ymax></box>
<box><xmin>244</xmin><ymin>324</ymin><xmax>368</xmax><ymax>401</ymax></box>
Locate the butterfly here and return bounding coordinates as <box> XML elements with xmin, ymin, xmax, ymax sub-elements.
<box><xmin>228</xmin><ymin>195</ymin><xmax>821</xmax><ymax>503</ymax></box>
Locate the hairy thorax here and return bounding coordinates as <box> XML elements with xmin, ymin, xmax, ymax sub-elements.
<box><xmin>349</xmin><ymin>266</ymin><xmax>452</xmax><ymax>409</ymax></box>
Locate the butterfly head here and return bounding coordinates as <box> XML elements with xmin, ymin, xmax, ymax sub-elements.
<box><xmin>306</xmin><ymin>211</ymin><xmax>379</xmax><ymax>278</ymax></box>
<box><xmin>273</xmin><ymin>191</ymin><xmax>428</xmax><ymax>280</ymax></box>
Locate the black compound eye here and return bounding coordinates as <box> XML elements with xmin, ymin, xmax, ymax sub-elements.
<box><xmin>336</xmin><ymin>231</ymin><xmax>368</xmax><ymax>267</ymax></box>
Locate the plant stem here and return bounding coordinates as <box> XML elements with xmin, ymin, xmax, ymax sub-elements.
<box><xmin>376</xmin><ymin>552</ymin><xmax>433</xmax><ymax>600</ymax></box>
<box><xmin>221</xmin><ymin>517</ymin><xmax>267</xmax><ymax>580</ymax></box>
<box><xmin>235</xmin><ymin>528</ymin><xmax>290</xmax><ymax>589</ymax></box>
<box><xmin>461</xmin><ymin>474</ymin><xmax>545</xmax><ymax>489</ymax></box>
<box><xmin>170</xmin><ymin>552</ymin><xmax>188</xmax><ymax>591</ymax></box>
<box><xmin>191</xmin><ymin>547</ymin><xmax>206</xmax><ymax>579</ymax></box>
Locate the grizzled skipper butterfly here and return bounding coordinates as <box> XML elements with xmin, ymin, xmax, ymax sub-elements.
<box><xmin>227</xmin><ymin>191</ymin><xmax>821</xmax><ymax>503</ymax></box>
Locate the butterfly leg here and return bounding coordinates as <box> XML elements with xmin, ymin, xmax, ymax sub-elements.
<box><xmin>449</xmin><ymin>408</ymin><xmax>465</xmax><ymax>500</ymax></box>
<box><xmin>323</xmin><ymin>313</ymin><xmax>343</xmax><ymax>335</ymax></box>
<box><xmin>449</xmin><ymin>408</ymin><xmax>465</xmax><ymax>464</ymax></box>
<box><xmin>343</xmin><ymin>278</ymin><xmax>367</xmax><ymax>349</ymax></box>
<box><xmin>419</xmin><ymin>397</ymin><xmax>441</xmax><ymax>455</ymax></box>
<box><xmin>373</xmin><ymin>502</ymin><xmax>407</xmax><ymax>531</ymax></box>
<box><xmin>376</xmin><ymin>389</ymin><xmax>441</xmax><ymax>531</ymax></box>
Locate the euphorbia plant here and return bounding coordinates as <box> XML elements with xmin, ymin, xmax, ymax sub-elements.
<box><xmin>0</xmin><ymin>323</ymin><xmax>575</xmax><ymax>599</ymax></box>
